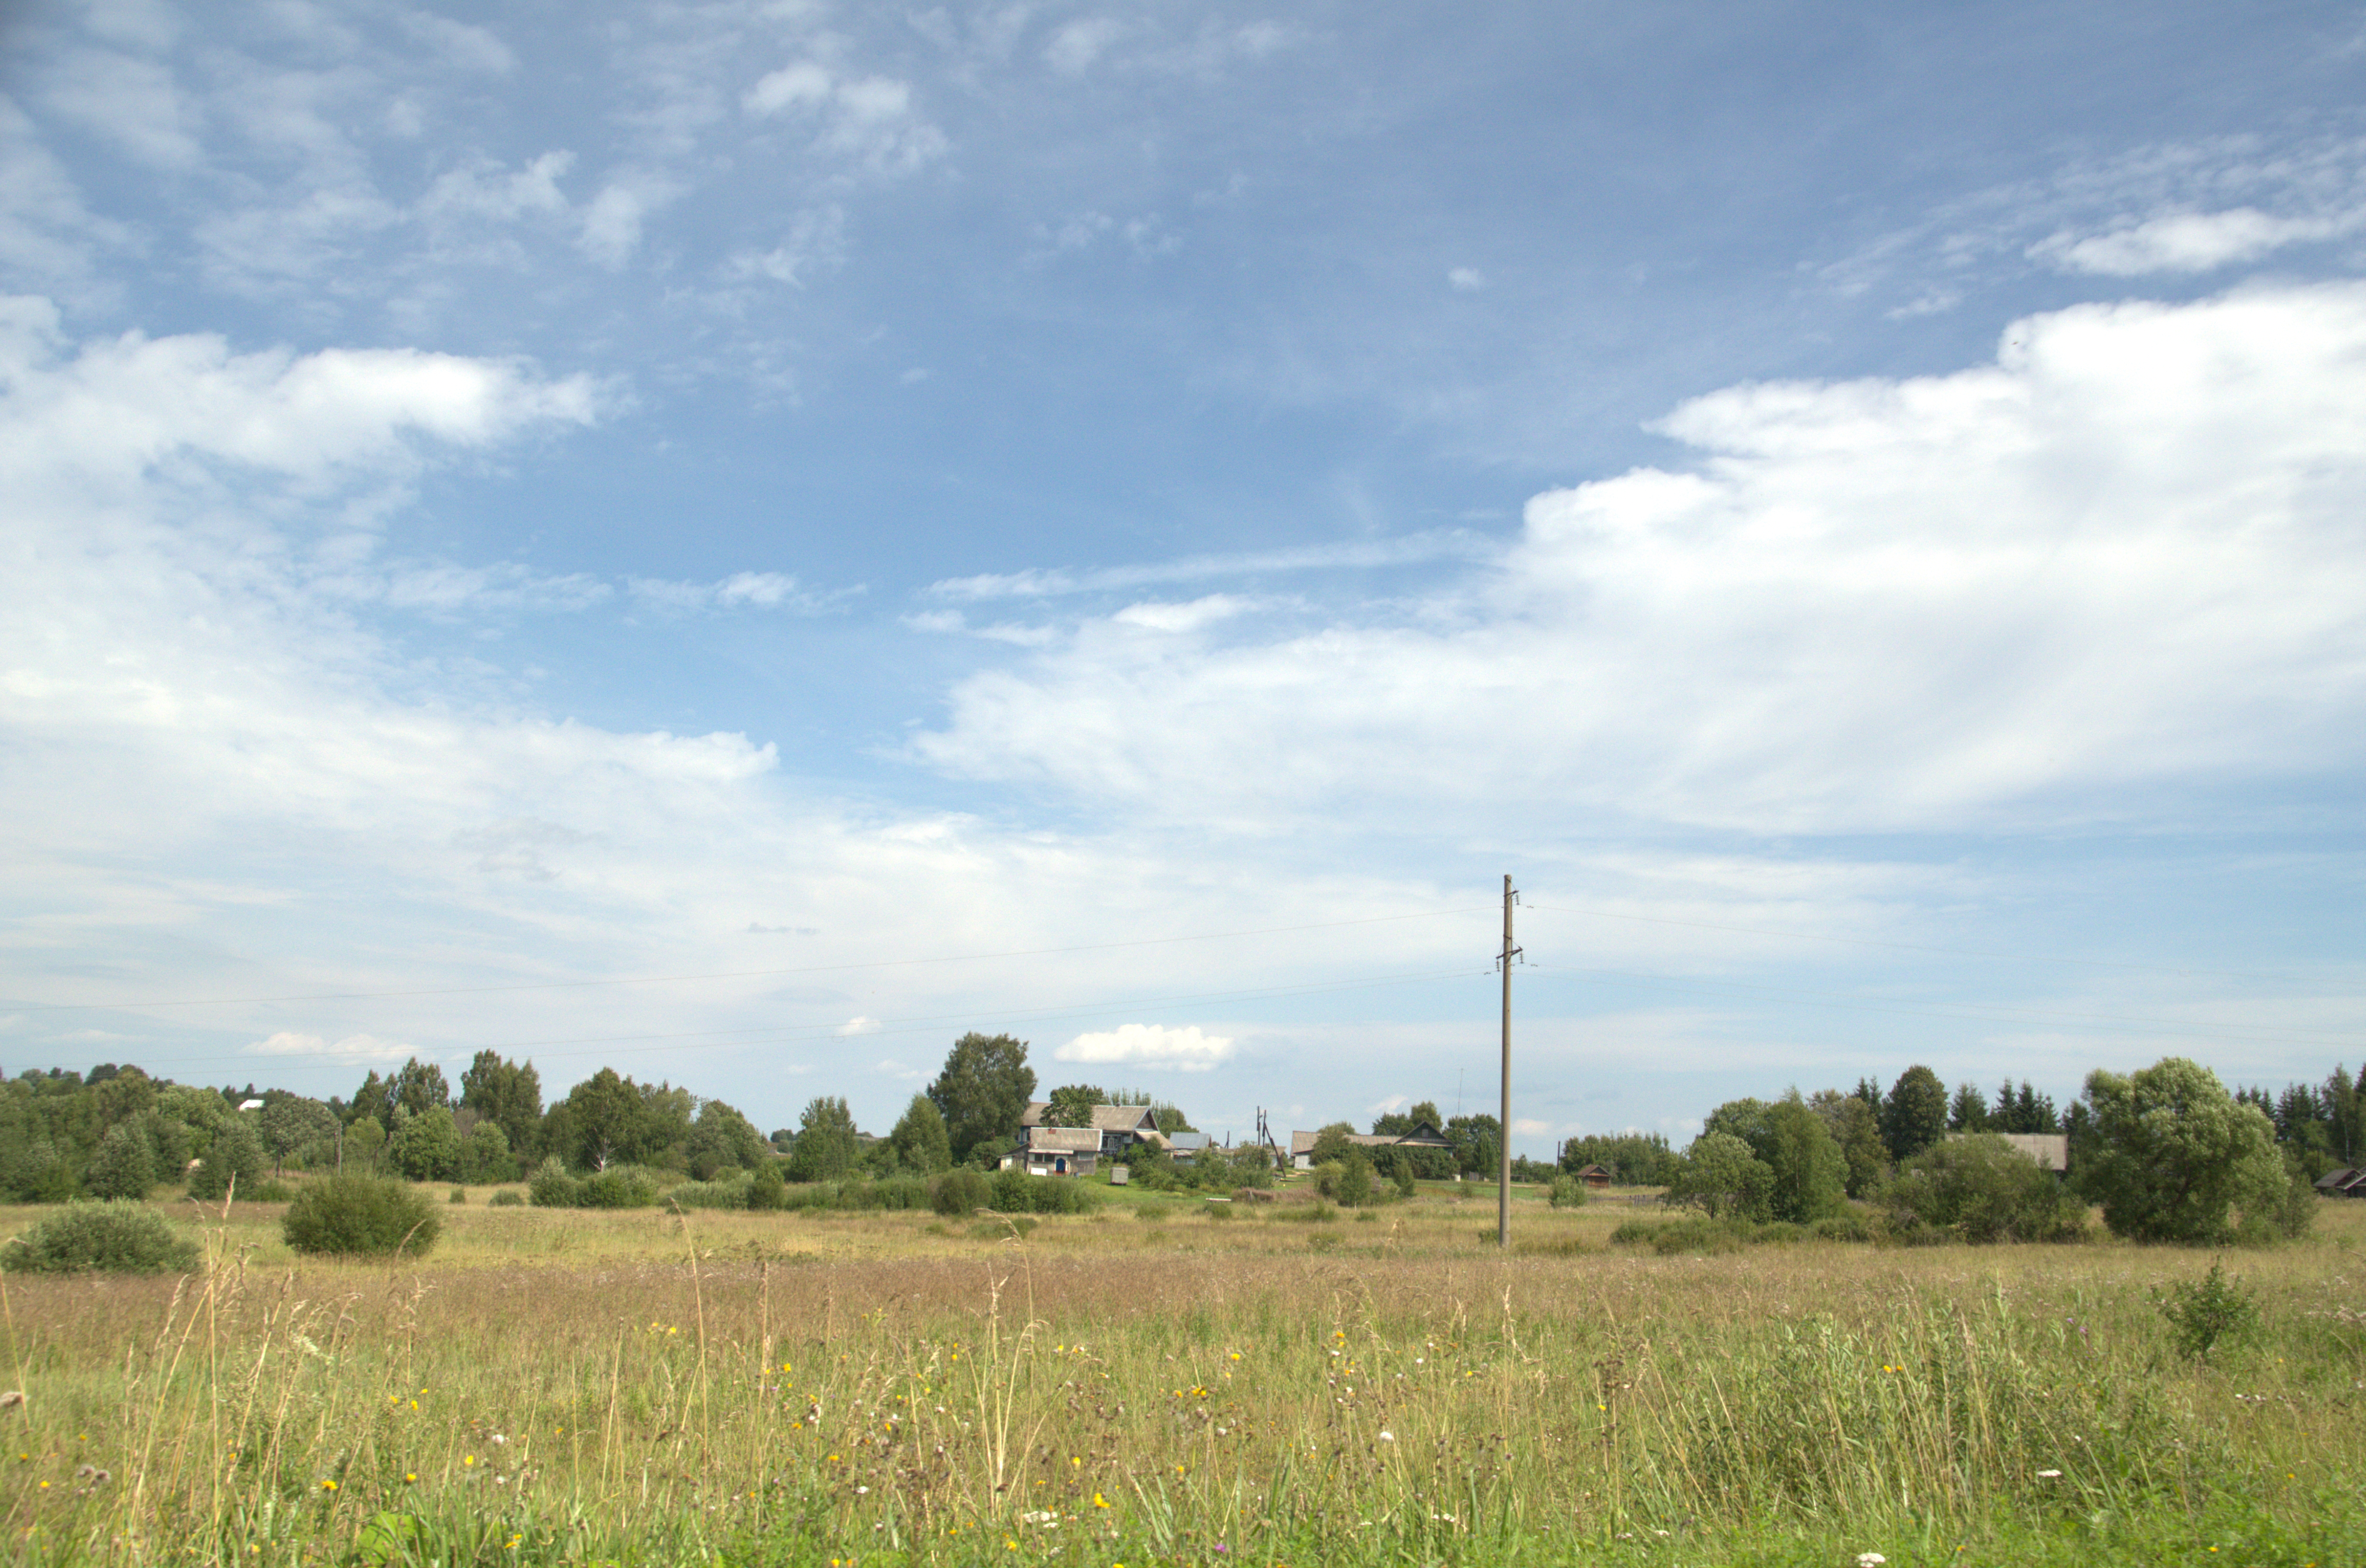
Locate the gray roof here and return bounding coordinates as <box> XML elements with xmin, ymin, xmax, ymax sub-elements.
<box><xmin>1019</xmin><ymin>1102</ymin><xmax>1160</xmax><ymax>1133</ymax></box>
<box><xmin>1023</xmin><ymin>1127</ymin><xmax>1103</xmax><ymax>1154</ymax></box>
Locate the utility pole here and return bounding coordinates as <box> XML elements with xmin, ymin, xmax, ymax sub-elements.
<box><xmin>1499</xmin><ymin>873</ymin><xmax>1520</xmax><ymax>1250</ymax></box>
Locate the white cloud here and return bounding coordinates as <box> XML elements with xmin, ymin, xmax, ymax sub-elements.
<box><xmin>837</xmin><ymin>1016</ymin><xmax>882</xmax><ymax>1036</ymax></box>
<box><xmin>42</xmin><ymin>47</ymin><xmax>202</xmax><ymax>169</ymax></box>
<box><xmin>580</xmin><ymin>184</ymin><xmax>650</xmax><ymax>267</ymax></box>
<box><xmin>915</xmin><ymin>283</ymin><xmax>2366</xmax><ymax>836</ymax></box>
<box><xmin>745</xmin><ymin>61</ymin><xmax>832</xmax><ymax>116</ymax></box>
<box><xmin>419</xmin><ymin>152</ymin><xmax>574</xmax><ymax>223</ymax></box>
<box><xmin>1109</xmin><ymin>596</ymin><xmax>1253</xmax><ymax>633</ymax></box>
<box><xmin>1046</xmin><ymin>19</ymin><xmax>1125</xmax><ymax>74</ymax></box>
<box><xmin>400</xmin><ymin>12</ymin><xmax>515</xmax><ymax>75</ymax></box>
<box><xmin>1056</xmin><ymin>1023</ymin><xmax>1236</xmax><ymax>1071</ymax></box>
<box><xmin>1448</xmin><ymin>267</ymin><xmax>1485</xmax><ymax>291</ymax></box>
<box><xmin>626</xmin><ymin>572</ymin><xmax>855</xmax><ymax>613</ymax></box>
<box><xmin>2035</xmin><ymin>207</ymin><xmax>2351</xmax><ymax>275</ymax></box>
<box><xmin>249</xmin><ymin>1031</ymin><xmax>415</xmax><ymax>1064</ymax></box>
<box><xmin>924</xmin><ymin>531</ymin><xmax>1491</xmax><ymax>600</ymax></box>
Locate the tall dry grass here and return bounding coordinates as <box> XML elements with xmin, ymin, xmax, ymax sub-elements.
<box><xmin>0</xmin><ymin>1190</ymin><xmax>2358</xmax><ymax>1563</ymax></box>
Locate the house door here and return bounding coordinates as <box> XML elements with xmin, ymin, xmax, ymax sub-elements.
<box><xmin>1054</xmin><ymin>1157</ymin><xmax>1069</xmax><ymax>1175</ymax></box>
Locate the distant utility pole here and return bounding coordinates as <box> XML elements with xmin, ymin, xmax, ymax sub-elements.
<box><xmin>1499</xmin><ymin>873</ymin><xmax>1520</xmax><ymax>1251</ymax></box>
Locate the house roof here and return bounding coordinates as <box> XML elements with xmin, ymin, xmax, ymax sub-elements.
<box><xmin>1019</xmin><ymin>1102</ymin><xmax>1160</xmax><ymax>1133</ymax></box>
<box><xmin>2314</xmin><ymin>1167</ymin><xmax>2358</xmax><ymax>1190</ymax></box>
<box><xmin>1291</xmin><ymin>1123</ymin><xmax>1454</xmax><ymax>1156</ymax></box>
<box><xmin>1023</xmin><ymin>1127</ymin><xmax>1103</xmax><ymax>1154</ymax></box>
<box><xmin>1164</xmin><ymin>1131</ymin><xmax>1212</xmax><ymax>1151</ymax></box>
<box><xmin>1289</xmin><ymin>1130</ymin><xmax>1319</xmax><ymax>1155</ymax></box>
<box><xmin>1994</xmin><ymin>1133</ymin><xmax>2070</xmax><ymax>1172</ymax></box>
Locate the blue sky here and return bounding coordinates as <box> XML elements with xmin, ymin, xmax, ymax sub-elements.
<box><xmin>2</xmin><ymin>0</ymin><xmax>2363</xmax><ymax>1154</ymax></box>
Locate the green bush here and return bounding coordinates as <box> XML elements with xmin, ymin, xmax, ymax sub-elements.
<box><xmin>664</xmin><ymin>1174</ymin><xmax>754</xmax><ymax>1209</ymax></box>
<box><xmin>989</xmin><ymin>1166</ymin><xmax>1032</xmax><ymax>1212</ymax></box>
<box><xmin>746</xmin><ymin>1162</ymin><xmax>788</xmax><ymax>1211</ymax></box>
<box><xmin>487</xmin><ymin>1189</ymin><xmax>525</xmax><ymax>1208</ymax></box>
<box><xmin>281</xmin><ymin>1174</ymin><xmax>440</xmax><ymax>1257</ymax></box>
<box><xmin>1546</xmin><ymin>1174</ymin><xmax>1587</xmax><ymax>1209</ymax></box>
<box><xmin>186</xmin><ymin>1117</ymin><xmax>266</xmax><ymax>1202</ymax></box>
<box><xmin>527</xmin><ymin>1158</ymin><xmax>581</xmax><ymax>1207</ymax></box>
<box><xmin>2158</xmin><ymin>1261</ymin><xmax>2261</xmax><ymax>1361</ymax></box>
<box><xmin>448</xmin><ymin>1188</ymin><xmax>467</xmax><ymax>1205</ymax></box>
<box><xmin>1883</xmin><ymin>1134</ymin><xmax>2086</xmax><ymax>1243</ymax></box>
<box><xmin>1811</xmin><ymin>1211</ymin><xmax>1873</xmax><ymax>1243</ymax></box>
<box><xmin>577</xmin><ymin>1168</ymin><xmax>660</xmax><ymax>1209</ymax></box>
<box><xmin>3</xmin><ymin>1201</ymin><xmax>198</xmax><ymax>1274</ymax></box>
<box><xmin>931</xmin><ymin>1168</ymin><xmax>991</xmax><ymax>1216</ymax></box>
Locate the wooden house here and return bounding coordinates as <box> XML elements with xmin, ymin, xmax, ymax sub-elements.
<box><xmin>1572</xmin><ymin>1162</ymin><xmax>1613</xmax><ymax>1190</ymax></box>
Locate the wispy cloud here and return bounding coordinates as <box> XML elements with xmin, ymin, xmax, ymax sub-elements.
<box><xmin>924</xmin><ymin>531</ymin><xmax>1495</xmax><ymax>602</ymax></box>
<box><xmin>1055</xmin><ymin>1023</ymin><xmax>1236</xmax><ymax>1071</ymax></box>
<box><xmin>628</xmin><ymin>572</ymin><xmax>860</xmax><ymax>614</ymax></box>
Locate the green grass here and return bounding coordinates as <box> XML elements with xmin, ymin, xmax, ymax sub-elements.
<box><xmin>0</xmin><ymin>1185</ymin><xmax>2357</xmax><ymax>1564</ymax></box>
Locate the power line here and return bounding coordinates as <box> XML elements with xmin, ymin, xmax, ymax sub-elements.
<box><xmin>4</xmin><ymin>905</ymin><xmax>1496</xmax><ymax>1014</ymax></box>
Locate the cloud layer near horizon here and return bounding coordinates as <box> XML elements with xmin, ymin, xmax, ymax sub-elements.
<box><xmin>915</xmin><ymin>283</ymin><xmax>2366</xmax><ymax>837</ymax></box>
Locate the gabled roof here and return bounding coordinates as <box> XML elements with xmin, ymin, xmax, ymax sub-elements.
<box><xmin>1289</xmin><ymin>1130</ymin><xmax>1319</xmax><ymax>1156</ymax></box>
<box><xmin>1023</xmin><ymin>1127</ymin><xmax>1103</xmax><ymax>1154</ymax></box>
<box><xmin>1019</xmin><ymin>1102</ymin><xmax>1160</xmax><ymax>1133</ymax></box>
<box><xmin>2314</xmin><ymin>1167</ymin><xmax>2358</xmax><ymax>1191</ymax></box>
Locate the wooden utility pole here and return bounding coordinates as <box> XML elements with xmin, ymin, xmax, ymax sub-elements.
<box><xmin>1499</xmin><ymin>873</ymin><xmax>1518</xmax><ymax>1250</ymax></box>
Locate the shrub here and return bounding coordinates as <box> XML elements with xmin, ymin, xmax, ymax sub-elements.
<box><xmin>1546</xmin><ymin>1174</ymin><xmax>1587</xmax><ymax>1209</ymax></box>
<box><xmin>990</xmin><ymin>1167</ymin><xmax>1033</xmax><ymax>1213</ymax></box>
<box><xmin>1884</xmin><ymin>1134</ymin><xmax>2086</xmax><ymax>1243</ymax></box>
<box><xmin>487</xmin><ymin>1189</ymin><xmax>525</xmax><ymax>1208</ymax></box>
<box><xmin>931</xmin><ymin>1168</ymin><xmax>991</xmax><ymax>1216</ymax></box>
<box><xmin>281</xmin><ymin>1174</ymin><xmax>440</xmax><ymax>1257</ymax></box>
<box><xmin>746</xmin><ymin>1161</ymin><xmax>788</xmax><ymax>1211</ymax></box>
<box><xmin>665</xmin><ymin>1174</ymin><xmax>753</xmax><ymax>1210</ymax></box>
<box><xmin>84</xmin><ymin>1122</ymin><xmax>157</xmax><ymax>1201</ymax></box>
<box><xmin>577</xmin><ymin>1168</ymin><xmax>661</xmax><ymax>1209</ymax></box>
<box><xmin>2078</xmin><ymin>1057</ymin><xmax>2283</xmax><ymax>1243</ymax></box>
<box><xmin>2158</xmin><ymin>1261</ymin><xmax>2260</xmax><ymax>1361</ymax></box>
<box><xmin>448</xmin><ymin>1188</ymin><xmax>467</xmax><ymax>1205</ymax></box>
<box><xmin>527</xmin><ymin>1157</ymin><xmax>580</xmax><ymax>1208</ymax></box>
<box><xmin>1811</xmin><ymin>1211</ymin><xmax>1873</xmax><ymax>1243</ymax></box>
<box><xmin>246</xmin><ymin>1179</ymin><xmax>295</xmax><ymax>1202</ymax></box>
<box><xmin>2</xmin><ymin>1201</ymin><xmax>198</xmax><ymax>1274</ymax></box>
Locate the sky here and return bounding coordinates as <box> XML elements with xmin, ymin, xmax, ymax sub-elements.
<box><xmin>2</xmin><ymin>0</ymin><xmax>2363</xmax><ymax>1156</ymax></box>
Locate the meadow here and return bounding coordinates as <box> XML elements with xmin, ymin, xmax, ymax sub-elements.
<box><xmin>0</xmin><ymin>1179</ymin><xmax>2360</xmax><ymax>1567</ymax></box>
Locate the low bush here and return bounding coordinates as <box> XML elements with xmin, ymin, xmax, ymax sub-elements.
<box><xmin>746</xmin><ymin>1162</ymin><xmax>788</xmax><ymax>1211</ymax></box>
<box><xmin>1546</xmin><ymin>1174</ymin><xmax>1588</xmax><ymax>1209</ymax></box>
<box><xmin>664</xmin><ymin>1174</ymin><xmax>754</xmax><ymax>1210</ymax></box>
<box><xmin>2158</xmin><ymin>1261</ymin><xmax>2261</xmax><ymax>1361</ymax></box>
<box><xmin>1883</xmin><ymin>1135</ymin><xmax>2088</xmax><ymax>1243</ymax></box>
<box><xmin>1811</xmin><ymin>1211</ymin><xmax>1873</xmax><ymax>1243</ymax></box>
<box><xmin>931</xmin><ymin>1168</ymin><xmax>991</xmax><ymax>1216</ymax></box>
<box><xmin>448</xmin><ymin>1188</ymin><xmax>467</xmax><ymax>1205</ymax></box>
<box><xmin>282</xmin><ymin>1174</ymin><xmax>440</xmax><ymax>1257</ymax></box>
<box><xmin>487</xmin><ymin>1189</ymin><xmax>525</xmax><ymax>1208</ymax></box>
<box><xmin>528</xmin><ymin>1158</ymin><xmax>580</xmax><ymax>1208</ymax></box>
<box><xmin>577</xmin><ymin>1168</ymin><xmax>661</xmax><ymax>1209</ymax></box>
<box><xmin>2</xmin><ymin>1201</ymin><xmax>199</xmax><ymax>1274</ymax></box>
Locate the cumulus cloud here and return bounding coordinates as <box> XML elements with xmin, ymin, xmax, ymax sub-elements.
<box><xmin>2035</xmin><ymin>207</ymin><xmax>2354</xmax><ymax>274</ymax></box>
<box><xmin>837</xmin><ymin>1016</ymin><xmax>883</xmax><ymax>1036</ymax></box>
<box><xmin>1055</xmin><ymin>1023</ymin><xmax>1236</xmax><ymax>1071</ymax></box>
<box><xmin>742</xmin><ymin>61</ymin><xmax>945</xmax><ymax>174</ymax></box>
<box><xmin>914</xmin><ymin>283</ymin><xmax>2366</xmax><ymax>836</ymax></box>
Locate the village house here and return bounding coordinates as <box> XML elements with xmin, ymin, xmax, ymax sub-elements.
<box><xmin>2314</xmin><ymin>1167</ymin><xmax>2366</xmax><ymax>1198</ymax></box>
<box><xmin>1003</xmin><ymin>1102</ymin><xmax>1170</xmax><ymax>1174</ymax></box>
<box><xmin>1287</xmin><ymin>1121</ymin><xmax>1455</xmax><ymax>1170</ymax></box>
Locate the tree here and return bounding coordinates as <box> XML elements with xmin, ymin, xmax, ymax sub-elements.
<box><xmin>1808</xmin><ymin>1089</ymin><xmax>1888</xmax><ymax>1198</ymax></box>
<box><xmin>926</xmin><ymin>1033</ymin><xmax>1036</xmax><ymax>1167</ymax></box>
<box><xmin>390</xmin><ymin>1058</ymin><xmax>451</xmax><ymax>1117</ymax></box>
<box><xmin>1948</xmin><ymin>1081</ymin><xmax>1990</xmax><ymax>1132</ymax></box>
<box><xmin>1042</xmin><ymin>1084</ymin><xmax>1107</xmax><ymax>1129</ymax></box>
<box><xmin>1666</xmin><ymin>1132</ymin><xmax>1773</xmax><ymax>1221</ymax></box>
<box><xmin>187</xmin><ymin>1115</ymin><xmax>265</xmax><ymax>1201</ymax></box>
<box><xmin>684</xmin><ymin>1099</ymin><xmax>769</xmax><ymax>1179</ymax></box>
<box><xmin>84</xmin><ymin>1122</ymin><xmax>156</xmax><ymax>1200</ymax></box>
<box><xmin>1703</xmin><ymin>1094</ymin><xmax>1845</xmax><ymax>1223</ymax></box>
<box><xmin>1309</xmin><ymin>1122</ymin><xmax>1358</xmax><ymax>1166</ymax></box>
<box><xmin>887</xmin><ymin>1094</ymin><xmax>953</xmax><ymax>1175</ymax></box>
<box><xmin>2077</xmin><ymin>1057</ymin><xmax>2288</xmax><ymax>1244</ymax></box>
<box><xmin>555</xmin><ymin>1068</ymin><xmax>650</xmax><ymax>1171</ymax></box>
<box><xmin>460</xmin><ymin>1053</ymin><xmax>543</xmax><ymax>1161</ymax></box>
<box><xmin>1881</xmin><ymin>1067</ymin><xmax>1949</xmax><ymax>1164</ymax></box>
<box><xmin>465</xmin><ymin>1120</ymin><xmax>515</xmax><ymax>1184</ymax></box>
<box><xmin>1445</xmin><ymin>1113</ymin><xmax>1501</xmax><ymax>1176</ymax></box>
<box><xmin>786</xmin><ymin>1097</ymin><xmax>861</xmax><ymax>1182</ymax></box>
<box><xmin>1150</xmin><ymin>1102</ymin><xmax>1195</xmax><ymax>1135</ymax></box>
<box><xmin>258</xmin><ymin>1096</ymin><xmax>339</xmax><ymax>1175</ymax></box>
<box><xmin>342</xmin><ymin>1116</ymin><xmax>386</xmax><ymax>1174</ymax></box>
<box><xmin>388</xmin><ymin>1106</ymin><xmax>465</xmax><ymax>1182</ymax></box>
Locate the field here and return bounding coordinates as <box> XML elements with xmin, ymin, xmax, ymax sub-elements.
<box><xmin>1</xmin><ymin>1180</ymin><xmax>2362</xmax><ymax>1567</ymax></box>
